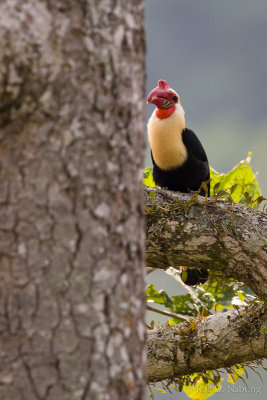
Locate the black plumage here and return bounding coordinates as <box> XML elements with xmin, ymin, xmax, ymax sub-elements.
<box><xmin>152</xmin><ymin>128</ymin><xmax>210</xmax><ymax>196</ymax></box>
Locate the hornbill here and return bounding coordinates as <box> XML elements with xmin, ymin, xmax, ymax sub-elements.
<box><xmin>147</xmin><ymin>79</ymin><xmax>210</xmax><ymax>285</ymax></box>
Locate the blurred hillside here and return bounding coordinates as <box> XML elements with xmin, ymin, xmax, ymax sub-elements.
<box><xmin>145</xmin><ymin>0</ymin><xmax>267</xmax><ymax>195</ymax></box>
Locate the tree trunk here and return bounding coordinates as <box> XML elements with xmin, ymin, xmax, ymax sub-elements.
<box><xmin>0</xmin><ymin>2</ymin><xmax>146</xmax><ymax>400</ymax></box>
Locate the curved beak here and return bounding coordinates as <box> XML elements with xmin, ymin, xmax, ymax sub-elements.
<box><xmin>147</xmin><ymin>87</ymin><xmax>168</xmax><ymax>107</ymax></box>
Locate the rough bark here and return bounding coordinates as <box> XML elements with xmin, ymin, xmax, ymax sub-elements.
<box><xmin>0</xmin><ymin>2</ymin><xmax>146</xmax><ymax>400</ymax></box>
<box><xmin>145</xmin><ymin>187</ymin><xmax>267</xmax><ymax>300</ymax></box>
<box><xmin>147</xmin><ymin>304</ymin><xmax>267</xmax><ymax>382</ymax></box>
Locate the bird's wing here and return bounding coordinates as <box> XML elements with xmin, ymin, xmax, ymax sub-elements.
<box><xmin>151</xmin><ymin>151</ymin><xmax>156</xmax><ymax>165</ymax></box>
<box><xmin>182</xmin><ymin>128</ymin><xmax>208</xmax><ymax>163</ymax></box>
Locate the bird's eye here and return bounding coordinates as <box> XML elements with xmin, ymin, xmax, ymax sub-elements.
<box><xmin>172</xmin><ymin>95</ymin><xmax>178</xmax><ymax>103</ymax></box>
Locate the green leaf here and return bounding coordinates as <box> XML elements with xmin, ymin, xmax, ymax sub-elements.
<box><xmin>181</xmin><ymin>270</ymin><xmax>188</xmax><ymax>283</ymax></box>
<box><xmin>149</xmin><ymin>190</ymin><xmax>155</xmax><ymax>200</ymax></box>
<box><xmin>215</xmin><ymin>303</ymin><xmax>224</xmax><ymax>312</ymax></box>
<box><xmin>230</xmin><ymin>184</ymin><xmax>238</xmax><ymax>194</ymax></box>
<box><xmin>153</xmin><ymin>386</ymin><xmax>166</xmax><ymax>393</ymax></box>
<box><xmin>143</xmin><ymin>167</ymin><xmax>156</xmax><ymax>188</ymax></box>
<box><xmin>228</xmin><ymin>366</ymin><xmax>245</xmax><ymax>383</ymax></box>
<box><xmin>201</xmin><ymin>181</ymin><xmax>209</xmax><ymax>195</ymax></box>
<box><xmin>237</xmin><ymin>291</ymin><xmax>244</xmax><ymax>303</ymax></box>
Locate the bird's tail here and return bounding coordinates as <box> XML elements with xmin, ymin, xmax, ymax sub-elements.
<box><xmin>181</xmin><ymin>267</ymin><xmax>208</xmax><ymax>286</ymax></box>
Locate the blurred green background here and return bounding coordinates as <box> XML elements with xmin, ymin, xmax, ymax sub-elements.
<box><xmin>145</xmin><ymin>1</ymin><xmax>267</xmax><ymax>399</ymax></box>
<box><xmin>145</xmin><ymin>0</ymin><xmax>267</xmax><ymax>196</ymax></box>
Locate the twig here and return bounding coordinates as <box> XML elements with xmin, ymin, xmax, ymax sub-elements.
<box><xmin>147</xmin><ymin>304</ymin><xmax>190</xmax><ymax>322</ymax></box>
<box><xmin>147</xmin><ymin>267</ymin><xmax>156</xmax><ymax>274</ymax></box>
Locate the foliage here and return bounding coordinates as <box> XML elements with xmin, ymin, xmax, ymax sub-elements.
<box><xmin>144</xmin><ymin>154</ymin><xmax>265</xmax><ymax>398</ymax></box>
<box><xmin>147</xmin><ymin>284</ymin><xmax>200</xmax><ymax>317</ymax></box>
<box><xmin>183</xmin><ymin>372</ymin><xmax>223</xmax><ymax>400</ymax></box>
<box><xmin>147</xmin><ymin>279</ymin><xmax>259</xmax><ymax>327</ymax></box>
<box><xmin>143</xmin><ymin>167</ymin><xmax>156</xmax><ymax>188</ymax></box>
<box><xmin>148</xmin><ymin>365</ymin><xmax>250</xmax><ymax>400</ymax></box>
<box><xmin>210</xmin><ymin>153</ymin><xmax>263</xmax><ymax>208</ymax></box>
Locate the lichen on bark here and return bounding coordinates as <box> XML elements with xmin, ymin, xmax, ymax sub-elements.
<box><xmin>145</xmin><ymin>187</ymin><xmax>267</xmax><ymax>300</ymax></box>
<box><xmin>147</xmin><ymin>304</ymin><xmax>267</xmax><ymax>383</ymax></box>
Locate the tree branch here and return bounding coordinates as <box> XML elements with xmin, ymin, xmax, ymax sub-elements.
<box><xmin>147</xmin><ymin>304</ymin><xmax>190</xmax><ymax>322</ymax></box>
<box><xmin>147</xmin><ymin>304</ymin><xmax>267</xmax><ymax>382</ymax></box>
<box><xmin>145</xmin><ymin>187</ymin><xmax>267</xmax><ymax>300</ymax></box>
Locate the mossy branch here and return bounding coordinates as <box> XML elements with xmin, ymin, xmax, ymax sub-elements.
<box><xmin>147</xmin><ymin>304</ymin><xmax>267</xmax><ymax>382</ymax></box>
<box><xmin>145</xmin><ymin>187</ymin><xmax>267</xmax><ymax>301</ymax></box>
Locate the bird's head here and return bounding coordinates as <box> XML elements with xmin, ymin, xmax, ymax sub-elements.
<box><xmin>147</xmin><ymin>80</ymin><xmax>181</xmax><ymax>119</ymax></box>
